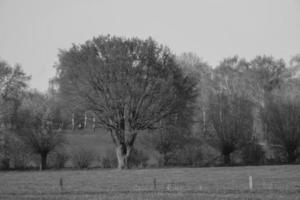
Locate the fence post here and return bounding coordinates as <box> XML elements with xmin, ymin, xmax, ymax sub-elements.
<box><xmin>84</xmin><ymin>111</ymin><xmax>87</xmax><ymax>129</ymax></box>
<box><xmin>153</xmin><ymin>178</ymin><xmax>157</xmax><ymax>190</ymax></box>
<box><xmin>249</xmin><ymin>176</ymin><xmax>253</xmax><ymax>190</ymax></box>
<box><xmin>92</xmin><ymin>115</ymin><xmax>96</xmax><ymax>132</ymax></box>
<box><xmin>72</xmin><ymin>113</ymin><xmax>75</xmax><ymax>130</ymax></box>
<box><xmin>60</xmin><ymin>177</ymin><xmax>63</xmax><ymax>193</ymax></box>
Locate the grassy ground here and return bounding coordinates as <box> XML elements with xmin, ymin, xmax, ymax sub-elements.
<box><xmin>0</xmin><ymin>165</ymin><xmax>299</xmax><ymax>200</ymax></box>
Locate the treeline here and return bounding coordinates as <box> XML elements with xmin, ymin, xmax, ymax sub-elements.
<box><xmin>0</xmin><ymin>35</ymin><xmax>299</xmax><ymax>170</ymax></box>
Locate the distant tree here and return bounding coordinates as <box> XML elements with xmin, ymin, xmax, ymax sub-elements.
<box><xmin>54</xmin><ymin>35</ymin><xmax>198</xmax><ymax>169</ymax></box>
<box><xmin>206</xmin><ymin>57</ymin><xmax>254</xmax><ymax>165</ymax></box>
<box><xmin>0</xmin><ymin>60</ymin><xmax>30</xmax><ymax>128</ymax></box>
<box><xmin>262</xmin><ymin>80</ymin><xmax>300</xmax><ymax>163</ymax></box>
<box><xmin>249</xmin><ymin>55</ymin><xmax>286</xmax><ymax>93</ymax></box>
<box><xmin>287</xmin><ymin>54</ymin><xmax>300</xmax><ymax>79</ymax></box>
<box><xmin>289</xmin><ymin>54</ymin><xmax>300</xmax><ymax>68</ymax></box>
<box><xmin>207</xmin><ymin>92</ymin><xmax>254</xmax><ymax>164</ymax></box>
<box><xmin>17</xmin><ymin>92</ymin><xmax>65</xmax><ymax>170</ymax></box>
<box><xmin>176</xmin><ymin>53</ymin><xmax>213</xmax><ymax>133</ymax></box>
<box><xmin>0</xmin><ymin>60</ymin><xmax>30</xmax><ymax>169</ymax></box>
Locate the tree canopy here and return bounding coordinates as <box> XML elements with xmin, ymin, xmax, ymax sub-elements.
<box><xmin>54</xmin><ymin>35</ymin><xmax>198</xmax><ymax>168</ymax></box>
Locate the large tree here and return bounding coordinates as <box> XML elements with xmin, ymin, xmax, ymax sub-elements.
<box><xmin>54</xmin><ymin>35</ymin><xmax>197</xmax><ymax>169</ymax></box>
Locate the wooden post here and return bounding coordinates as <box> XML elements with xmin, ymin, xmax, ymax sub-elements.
<box><xmin>199</xmin><ymin>185</ymin><xmax>202</xmax><ymax>191</ymax></box>
<box><xmin>84</xmin><ymin>111</ymin><xmax>87</xmax><ymax>129</ymax></box>
<box><xmin>249</xmin><ymin>176</ymin><xmax>253</xmax><ymax>190</ymax></box>
<box><xmin>153</xmin><ymin>178</ymin><xmax>157</xmax><ymax>190</ymax></box>
<box><xmin>72</xmin><ymin>113</ymin><xmax>75</xmax><ymax>130</ymax></box>
<box><xmin>59</xmin><ymin>177</ymin><xmax>63</xmax><ymax>193</ymax></box>
<box><xmin>203</xmin><ymin>110</ymin><xmax>206</xmax><ymax>131</ymax></box>
<box><xmin>92</xmin><ymin>115</ymin><xmax>96</xmax><ymax>132</ymax></box>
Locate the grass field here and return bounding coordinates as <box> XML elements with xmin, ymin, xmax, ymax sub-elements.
<box><xmin>0</xmin><ymin>165</ymin><xmax>299</xmax><ymax>200</ymax></box>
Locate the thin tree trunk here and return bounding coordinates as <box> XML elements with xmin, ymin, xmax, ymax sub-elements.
<box><xmin>287</xmin><ymin>151</ymin><xmax>297</xmax><ymax>163</ymax></box>
<box><xmin>41</xmin><ymin>152</ymin><xmax>48</xmax><ymax>170</ymax></box>
<box><xmin>224</xmin><ymin>153</ymin><xmax>231</xmax><ymax>165</ymax></box>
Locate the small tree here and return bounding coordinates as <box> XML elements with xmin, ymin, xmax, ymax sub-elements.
<box><xmin>23</xmin><ymin>124</ymin><xmax>64</xmax><ymax>170</ymax></box>
<box><xmin>17</xmin><ymin>92</ymin><xmax>65</xmax><ymax>170</ymax></box>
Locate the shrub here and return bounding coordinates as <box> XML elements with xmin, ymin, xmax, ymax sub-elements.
<box><xmin>49</xmin><ymin>149</ymin><xmax>69</xmax><ymax>169</ymax></box>
<box><xmin>0</xmin><ymin>132</ymin><xmax>32</xmax><ymax>170</ymax></box>
<box><xmin>128</xmin><ymin>148</ymin><xmax>149</xmax><ymax>168</ymax></box>
<box><xmin>0</xmin><ymin>157</ymin><xmax>10</xmax><ymax>170</ymax></box>
<box><xmin>166</xmin><ymin>144</ymin><xmax>202</xmax><ymax>166</ymax></box>
<box><xmin>101</xmin><ymin>149</ymin><xmax>117</xmax><ymax>168</ymax></box>
<box><xmin>241</xmin><ymin>141</ymin><xmax>265</xmax><ymax>165</ymax></box>
<box><xmin>71</xmin><ymin>147</ymin><xmax>95</xmax><ymax>169</ymax></box>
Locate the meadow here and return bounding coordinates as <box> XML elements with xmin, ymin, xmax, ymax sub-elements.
<box><xmin>0</xmin><ymin>165</ymin><xmax>299</xmax><ymax>200</ymax></box>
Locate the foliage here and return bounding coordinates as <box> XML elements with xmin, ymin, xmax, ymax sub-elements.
<box><xmin>16</xmin><ymin>92</ymin><xmax>66</xmax><ymax>169</ymax></box>
<box><xmin>54</xmin><ymin>35</ymin><xmax>198</xmax><ymax>169</ymax></box>
<box><xmin>48</xmin><ymin>148</ymin><xmax>69</xmax><ymax>169</ymax></box>
<box><xmin>101</xmin><ymin>148</ymin><xmax>118</xmax><ymax>168</ymax></box>
<box><xmin>241</xmin><ymin>140</ymin><xmax>265</xmax><ymax>165</ymax></box>
<box><xmin>165</xmin><ymin>144</ymin><xmax>203</xmax><ymax>166</ymax></box>
<box><xmin>249</xmin><ymin>55</ymin><xmax>286</xmax><ymax>92</ymax></box>
<box><xmin>71</xmin><ymin>146</ymin><xmax>96</xmax><ymax>169</ymax></box>
<box><xmin>0</xmin><ymin>60</ymin><xmax>30</xmax><ymax>129</ymax></box>
<box><xmin>0</xmin><ymin>132</ymin><xmax>32</xmax><ymax>170</ymax></box>
<box><xmin>128</xmin><ymin>148</ymin><xmax>149</xmax><ymax>168</ymax></box>
<box><xmin>207</xmin><ymin>60</ymin><xmax>255</xmax><ymax>165</ymax></box>
<box><xmin>262</xmin><ymin>81</ymin><xmax>300</xmax><ymax>163</ymax></box>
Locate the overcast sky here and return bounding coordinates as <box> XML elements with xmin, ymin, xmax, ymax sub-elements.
<box><xmin>0</xmin><ymin>0</ymin><xmax>299</xmax><ymax>91</ymax></box>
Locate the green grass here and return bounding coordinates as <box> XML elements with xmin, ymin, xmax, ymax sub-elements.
<box><xmin>0</xmin><ymin>165</ymin><xmax>299</xmax><ymax>199</ymax></box>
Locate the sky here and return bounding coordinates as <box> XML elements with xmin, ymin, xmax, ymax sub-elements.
<box><xmin>0</xmin><ymin>0</ymin><xmax>299</xmax><ymax>91</ymax></box>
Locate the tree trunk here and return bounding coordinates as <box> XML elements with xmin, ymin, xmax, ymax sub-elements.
<box><xmin>287</xmin><ymin>151</ymin><xmax>297</xmax><ymax>163</ymax></box>
<box><xmin>224</xmin><ymin>153</ymin><xmax>231</xmax><ymax>165</ymax></box>
<box><xmin>116</xmin><ymin>144</ymin><xmax>131</xmax><ymax>169</ymax></box>
<box><xmin>41</xmin><ymin>152</ymin><xmax>48</xmax><ymax>170</ymax></box>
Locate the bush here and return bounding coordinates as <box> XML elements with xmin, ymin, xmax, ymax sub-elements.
<box><xmin>71</xmin><ymin>147</ymin><xmax>96</xmax><ymax>169</ymax></box>
<box><xmin>241</xmin><ymin>141</ymin><xmax>265</xmax><ymax>165</ymax></box>
<box><xmin>101</xmin><ymin>149</ymin><xmax>118</xmax><ymax>168</ymax></box>
<box><xmin>49</xmin><ymin>149</ymin><xmax>69</xmax><ymax>169</ymax></box>
<box><xmin>128</xmin><ymin>148</ymin><xmax>149</xmax><ymax>168</ymax></box>
<box><xmin>199</xmin><ymin>143</ymin><xmax>221</xmax><ymax>166</ymax></box>
<box><xmin>0</xmin><ymin>132</ymin><xmax>32</xmax><ymax>170</ymax></box>
<box><xmin>0</xmin><ymin>157</ymin><xmax>10</xmax><ymax>170</ymax></box>
<box><xmin>166</xmin><ymin>144</ymin><xmax>202</xmax><ymax>166</ymax></box>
